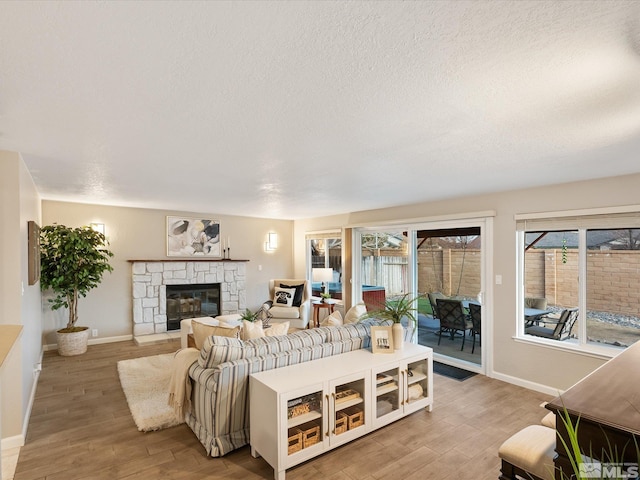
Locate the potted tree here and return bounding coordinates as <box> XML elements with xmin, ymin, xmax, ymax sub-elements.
<box><xmin>361</xmin><ymin>292</ymin><xmax>422</xmax><ymax>350</ymax></box>
<box><xmin>40</xmin><ymin>224</ymin><xmax>114</xmax><ymax>356</ymax></box>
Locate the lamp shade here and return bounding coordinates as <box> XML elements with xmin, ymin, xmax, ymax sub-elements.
<box><xmin>312</xmin><ymin>268</ymin><xmax>334</xmax><ymax>283</ymax></box>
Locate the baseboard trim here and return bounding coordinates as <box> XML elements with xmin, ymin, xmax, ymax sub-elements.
<box><xmin>491</xmin><ymin>370</ymin><xmax>564</xmax><ymax>397</ymax></box>
<box><xmin>43</xmin><ymin>334</ymin><xmax>134</xmax><ymax>352</ymax></box>
<box><xmin>1</xmin><ymin>433</ymin><xmax>25</xmax><ymax>450</ymax></box>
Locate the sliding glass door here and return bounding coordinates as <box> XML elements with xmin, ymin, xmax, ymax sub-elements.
<box><xmin>354</xmin><ymin>217</ymin><xmax>491</xmax><ymax>373</ymax></box>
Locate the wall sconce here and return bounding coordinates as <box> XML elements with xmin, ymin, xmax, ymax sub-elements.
<box><xmin>90</xmin><ymin>223</ymin><xmax>105</xmax><ymax>235</ymax></box>
<box><xmin>265</xmin><ymin>232</ymin><xmax>278</xmax><ymax>252</ymax></box>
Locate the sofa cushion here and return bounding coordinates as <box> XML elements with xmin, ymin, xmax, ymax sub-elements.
<box><xmin>344</xmin><ymin>303</ymin><xmax>367</xmax><ymax>324</ymax></box>
<box><xmin>320</xmin><ymin>310</ymin><xmax>343</xmax><ymax>327</ymax></box>
<box><xmin>269</xmin><ymin>306</ymin><xmax>300</xmax><ymax>319</ymax></box>
<box><xmin>241</xmin><ymin>320</ymin><xmax>264</xmax><ymax>340</ymax></box>
<box><xmin>192</xmin><ymin>320</ymin><xmax>241</xmax><ymax>350</ymax></box>
<box><xmin>265</xmin><ymin>321</ymin><xmax>290</xmax><ymax>336</ymax></box>
<box><xmin>280</xmin><ymin>283</ymin><xmax>305</xmax><ymax>307</ymax></box>
<box><xmin>273</xmin><ymin>287</ymin><xmax>295</xmax><ymax>307</ymax></box>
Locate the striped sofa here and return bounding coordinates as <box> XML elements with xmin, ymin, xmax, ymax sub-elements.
<box><xmin>185</xmin><ymin>319</ymin><xmax>407</xmax><ymax>457</ymax></box>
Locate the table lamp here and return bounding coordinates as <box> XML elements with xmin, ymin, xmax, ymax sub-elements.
<box><xmin>312</xmin><ymin>268</ymin><xmax>334</xmax><ymax>297</ymax></box>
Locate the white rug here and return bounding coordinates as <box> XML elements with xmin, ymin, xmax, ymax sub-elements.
<box><xmin>117</xmin><ymin>353</ymin><xmax>183</xmax><ymax>432</ymax></box>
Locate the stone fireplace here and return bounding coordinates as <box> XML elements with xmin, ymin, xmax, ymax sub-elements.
<box><xmin>166</xmin><ymin>283</ymin><xmax>221</xmax><ymax>331</ymax></box>
<box><xmin>130</xmin><ymin>260</ymin><xmax>246</xmax><ymax>336</ymax></box>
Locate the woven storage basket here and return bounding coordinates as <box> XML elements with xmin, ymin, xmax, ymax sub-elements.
<box><xmin>344</xmin><ymin>406</ymin><xmax>364</xmax><ymax>430</ymax></box>
<box><xmin>287</xmin><ymin>429</ymin><xmax>303</xmax><ymax>455</ymax></box>
<box><xmin>56</xmin><ymin>328</ymin><xmax>90</xmax><ymax>356</ymax></box>
<box><xmin>297</xmin><ymin>421</ymin><xmax>321</xmax><ymax>449</ymax></box>
<box><xmin>335</xmin><ymin>412</ymin><xmax>348</xmax><ymax>435</ymax></box>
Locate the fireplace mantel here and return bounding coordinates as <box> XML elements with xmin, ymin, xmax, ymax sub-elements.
<box><xmin>128</xmin><ymin>259</ymin><xmax>249</xmax><ymax>263</ymax></box>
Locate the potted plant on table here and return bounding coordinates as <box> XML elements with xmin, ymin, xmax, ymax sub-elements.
<box><xmin>40</xmin><ymin>224</ymin><xmax>114</xmax><ymax>356</ymax></box>
<box><xmin>361</xmin><ymin>292</ymin><xmax>422</xmax><ymax>350</ymax></box>
<box><xmin>239</xmin><ymin>308</ymin><xmax>259</xmax><ymax>322</ymax></box>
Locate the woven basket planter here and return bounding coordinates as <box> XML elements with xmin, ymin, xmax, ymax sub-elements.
<box><xmin>56</xmin><ymin>327</ymin><xmax>90</xmax><ymax>356</ymax></box>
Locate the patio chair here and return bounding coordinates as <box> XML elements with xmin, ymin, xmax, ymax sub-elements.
<box><xmin>436</xmin><ymin>298</ymin><xmax>472</xmax><ymax>351</ymax></box>
<box><xmin>524</xmin><ymin>297</ymin><xmax>548</xmax><ymax>310</ymax></box>
<box><xmin>524</xmin><ymin>297</ymin><xmax>550</xmax><ymax>326</ymax></box>
<box><xmin>525</xmin><ymin>308</ymin><xmax>578</xmax><ymax>341</ymax></box>
<box><xmin>468</xmin><ymin>302</ymin><xmax>481</xmax><ymax>354</ymax></box>
<box><xmin>428</xmin><ymin>292</ymin><xmax>446</xmax><ymax>320</ymax></box>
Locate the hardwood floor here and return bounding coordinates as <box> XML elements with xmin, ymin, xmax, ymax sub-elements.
<box><xmin>14</xmin><ymin>340</ymin><xmax>552</xmax><ymax>480</ymax></box>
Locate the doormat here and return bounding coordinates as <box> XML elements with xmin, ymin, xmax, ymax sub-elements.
<box><xmin>433</xmin><ymin>362</ymin><xmax>477</xmax><ymax>381</ymax></box>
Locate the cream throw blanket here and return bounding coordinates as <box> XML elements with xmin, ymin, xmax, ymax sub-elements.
<box><xmin>167</xmin><ymin>347</ymin><xmax>200</xmax><ymax>418</ymax></box>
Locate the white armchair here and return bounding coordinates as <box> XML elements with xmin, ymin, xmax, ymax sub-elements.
<box><xmin>267</xmin><ymin>279</ymin><xmax>311</xmax><ymax>329</ymax></box>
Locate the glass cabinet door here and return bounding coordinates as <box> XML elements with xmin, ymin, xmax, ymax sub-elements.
<box><xmin>405</xmin><ymin>358</ymin><xmax>429</xmax><ymax>406</ymax></box>
<box><xmin>332</xmin><ymin>376</ymin><xmax>366</xmax><ymax>440</ymax></box>
<box><xmin>373</xmin><ymin>366</ymin><xmax>401</xmax><ymax>425</ymax></box>
<box><xmin>286</xmin><ymin>389</ymin><xmax>323</xmax><ymax>457</ymax></box>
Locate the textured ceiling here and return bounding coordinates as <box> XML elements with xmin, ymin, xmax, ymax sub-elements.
<box><xmin>1</xmin><ymin>1</ymin><xmax>640</xmax><ymax>219</ymax></box>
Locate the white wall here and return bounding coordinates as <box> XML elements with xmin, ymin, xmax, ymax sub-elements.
<box><xmin>294</xmin><ymin>173</ymin><xmax>640</xmax><ymax>392</ymax></box>
<box><xmin>42</xmin><ymin>201</ymin><xmax>294</xmax><ymax>344</ymax></box>
<box><xmin>0</xmin><ymin>151</ymin><xmax>42</xmax><ymax>448</ymax></box>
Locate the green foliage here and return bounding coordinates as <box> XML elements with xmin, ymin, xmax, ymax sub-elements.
<box><xmin>361</xmin><ymin>292</ymin><xmax>422</xmax><ymax>326</ymax></box>
<box><xmin>239</xmin><ymin>308</ymin><xmax>259</xmax><ymax>322</ymax></box>
<box><xmin>40</xmin><ymin>224</ymin><xmax>114</xmax><ymax>330</ymax></box>
<box><xmin>556</xmin><ymin>405</ymin><xmax>640</xmax><ymax>480</ymax></box>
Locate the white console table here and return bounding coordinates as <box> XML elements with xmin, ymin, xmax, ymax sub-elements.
<box><xmin>249</xmin><ymin>343</ymin><xmax>433</xmax><ymax>480</ymax></box>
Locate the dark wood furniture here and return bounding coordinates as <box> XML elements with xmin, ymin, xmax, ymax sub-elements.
<box><xmin>546</xmin><ymin>341</ymin><xmax>640</xmax><ymax>479</ymax></box>
<box><xmin>311</xmin><ymin>301</ymin><xmax>335</xmax><ymax>328</ymax></box>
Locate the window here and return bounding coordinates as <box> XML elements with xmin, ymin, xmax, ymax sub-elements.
<box><xmin>517</xmin><ymin>209</ymin><xmax>640</xmax><ymax>353</ymax></box>
<box><xmin>306</xmin><ymin>232</ymin><xmax>342</xmax><ymax>300</ymax></box>
<box><xmin>359</xmin><ymin>230</ymin><xmax>408</xmax><ymax>310</ymax></box>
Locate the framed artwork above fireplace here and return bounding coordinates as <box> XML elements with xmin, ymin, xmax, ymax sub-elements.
<box><xmin>167</xmin><ymin>216</ymin><xmax>221</xmax><ymax>257</ymax></box>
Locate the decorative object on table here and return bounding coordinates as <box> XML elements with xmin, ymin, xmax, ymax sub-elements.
<box><xmin>320</xmin><ymin>292</ymin><xmax>331</xmax><ymax>302</ymax></box>
<box><xmin>167</xmin><ymin>216</ymin><xmax>220</xmax><ymax>257</ymax></box>
<box><xmin>239</xmin><ymin>308</ymin><xmax>259</xmax><ymax>323</ymax></box>
<box><xmin>256</xmin><ymin>300</ymin><xmax>273</xmax><ymax>326</ymax></box>
<box><xmin>361</xmin><ymin>292</ymin><xmax>422</xmax><ymax>350</ymax></box>
<box><xmin>312</xmin><ymin>267</ymin><xmax>333</xmax><ymax>298</ymax></box>
<box><xmin>370</xmin><ymin>326</ymin><xmax>394</xmax><ymax>354</ymax></box>
<box><xmin>40</xmin><ymin>224</ymin><xmax>114</xmax><ymax>356</ymax></box>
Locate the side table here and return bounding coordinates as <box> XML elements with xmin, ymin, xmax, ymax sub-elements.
<box><xmin>311</xmin><ymin>301</ymin><xmax>335</xmax><ymax>328</ymax></box>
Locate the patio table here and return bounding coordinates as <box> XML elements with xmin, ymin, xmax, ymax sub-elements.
<box><xmin>524</xmin><ymin>307</ymin><xmax>552</xmax><ymax>325</ymax></box>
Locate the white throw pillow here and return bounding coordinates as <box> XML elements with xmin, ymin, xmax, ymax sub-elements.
<box><xmin>273</xmin><ymin>287</ymin><xmax>296</xmax><ymax>307</ymax></box>
<box><xmin>320</xmin><ymin>310</ymin><xmax>343</xmax><ymax>327</ymax></box>
<box><xmin>344</xmin><ymin>303</ymin><xmax>367</xmax><ymax>324</ymax></box>
<box><xmin>265</xmin><ymin>321</ymin><xmax>290</xmax><ymax>336</ymax></box>
<box><xmin>241</xmin><ymin>320</ymin><xmax>264</xmax><ymax>340</ymax></box>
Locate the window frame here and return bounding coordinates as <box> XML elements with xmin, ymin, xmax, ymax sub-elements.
<box><xmin>515</xmin><ymin>205</ymin><xmax>640</xmax><ymax>359</ymax></box>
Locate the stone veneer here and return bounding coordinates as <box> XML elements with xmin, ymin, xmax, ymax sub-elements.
<box><xmin>131</xmin><ymin>260</ymin><xmax>246</xmax><ymax>336</ymax></box>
